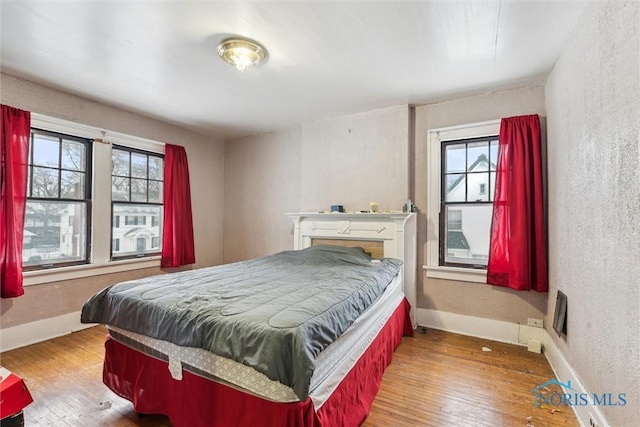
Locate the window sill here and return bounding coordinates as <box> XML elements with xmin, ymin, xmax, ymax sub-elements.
<box><xmin>23</xmin><ymin>256</ymin><xmax>161</xmax><ymax>286</ymax></box>
<box><xmin>423</xmin><ymin>265</ymin><xmax>487</xmax><ymax>283</ymax></box>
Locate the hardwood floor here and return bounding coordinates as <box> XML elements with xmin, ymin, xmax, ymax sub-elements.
<box><xmin>363</xmin><ymin>330</ymin><xmax>577</xmax><ymax>427</ymax></box>
<box><xmin>0</xmin><ymin>326</ymin><xmax>578</xmax><ymax>427</ymax></box>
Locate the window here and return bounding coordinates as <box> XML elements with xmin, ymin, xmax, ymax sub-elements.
<box><xmin>23</xmin><ymin>129</ymin><xmax>92</xmax><ymax>269</ymax></box>
<box><xmin>22</xmin><ymin>113</ymin><xmax>166</xmax><ymax>286</ymax></box>
<box><xmin>111</xmin><ymin>146</ymin><xmax>163</xmax><ymax>259</ymax></box>
<box><xmin>440</xmin><ymin>136</ymin><xmax>498</xmax><ymax>267</ymax></box>
<box><xmin>448</xmin><ymin>210</ymin><xmax>462</xmax><ymax>230</ymax></box>
<box><xmin>125</xmin><ymin>215</ymin><xmax>146</xmax><ymax>226</ymax></box>
<box><xmin>425</xmin><ymin>120</ymin><xmax>500</xmax><ymax>283</ymax></box>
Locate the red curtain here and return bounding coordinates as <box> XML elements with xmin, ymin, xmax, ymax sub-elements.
<box><xmin>487</xmin><ymin>114</ymin><xmax>547</xmax><ymax>292</ymax></box>
<box><xmin>1</xmin><ymin>105</ymin><xmax>31</xmax><ymax>297</ymax></box>
<box><xmin>161</xmin><ymin>144</ymin><xmax>195</xmax><ymax>268</ymax></box>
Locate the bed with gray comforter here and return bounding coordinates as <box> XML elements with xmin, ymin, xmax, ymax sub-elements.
<box><xmin>81</xmin><ymin>245</ymin><xmax>402</xmax><ymax>400</ymax></box>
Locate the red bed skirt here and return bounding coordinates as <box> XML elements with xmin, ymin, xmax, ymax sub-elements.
<box><xmin>103</xmin><ymin>298</ymin><xmax>413</xmax><ymax>427</ymax></box>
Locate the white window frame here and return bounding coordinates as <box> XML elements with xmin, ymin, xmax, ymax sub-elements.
<box><xmin>24</xmin><ymin>113</ymin><xmax>165</xmax><ymax>286</ymax></box>
<box><xmin>111</xmin><ymin>144</ymin><xmax>164</xmax><ymax>260</ymax></box>
<box><xmin>24</xmin><ymin>128</ymin><xmax>92</xmax><ymax>270</ymax></box>
<box><xmin>423</xmin><ymin>119</ymin><xmax>500</xmax><ymax>283</ymax></box>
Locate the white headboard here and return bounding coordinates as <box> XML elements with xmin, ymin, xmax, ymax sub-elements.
<box><xmin>286</xmin><ymin>212</ymin><xmax>417</xmax><ymax>327</ymax></box>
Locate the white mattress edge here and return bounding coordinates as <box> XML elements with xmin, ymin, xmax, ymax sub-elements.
<box><xmin>107</xmin><ymin>271</ymin><xmax>405</xmax><ymax>405</ymax></box>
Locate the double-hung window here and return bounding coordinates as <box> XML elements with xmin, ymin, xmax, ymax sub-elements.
<box><xmin>24</xmin><ymin>129</ymin><xmax>92</xmax><ymax>269</ymax></box>
<box><xmin>425</xmin><ymin>120</ymin><xmax>500</xmax><ymax>283</ymax></box>
<box><xmin>111</xmin><ymin>146</ymin><xmax>164</xmax><ymax>259</ymax></box>
<box><xmin>22</xmin><ymin>114</ymin><xmax>165</xmax><ymax>285</ymax></box>
<box><xmin>440</xmin><ymin>136</ymin><xmax>498</xmax><ymax>267</ymax></box>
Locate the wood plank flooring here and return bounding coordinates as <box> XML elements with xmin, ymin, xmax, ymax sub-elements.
<box><xmin>0</xmin><ymin>326</ymin><xmax>577</xmax><ymax>427</ymax></box>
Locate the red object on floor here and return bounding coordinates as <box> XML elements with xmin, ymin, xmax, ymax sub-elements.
<box><xmin>102</xmin><ymin>298</ymin><xmax>413</xmax><ymax>427</ymax></box>
<box><xmin>0</xmin><ymin>367</ymin><xmax>33</xmax><ymax>419</ymax></box>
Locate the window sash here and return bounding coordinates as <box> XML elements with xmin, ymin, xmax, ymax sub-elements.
<box><xmin>24</xmin><ymin>129</ymin><xmax>92</xmax><ymax>270</ymax></box>
<box><xmin>111</xmin><ymin>145</ymin><xmax>164</xmax><ymax>260</ymax></box>
<box><xmin>111</xmin><ymin>203</ymin><xmax>163</xmax><ymax>260</ymax></box>
<box><xmin>438</xmin><ymin>135</ymin><xmax>498</xmax><ymax>269</ymax></box>
<box><xmin>111</xmin><ymin>145</ymin><xmax>164</xmax><ymax>204</ymax></box>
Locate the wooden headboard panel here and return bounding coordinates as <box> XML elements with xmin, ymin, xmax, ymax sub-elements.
<box><xmin>311</xmin><ymin>238</ymin><xmax>384</xmax><ymax>259</ymax></box>
<box><xmin>286</xmin><ymin>212</ymin><xmax>417</xmax><ymax>327</ymax></box>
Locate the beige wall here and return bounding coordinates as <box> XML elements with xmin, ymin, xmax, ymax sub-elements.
<box><xmin>224</xmin><ymin>128</ymin><xmax>302</xmax><ymax>263</ymax></box>
<box><xmin>223</xmin><ymin>105</ymin><xmax>411</xmax><ymax>263</ymax></box>
<box><xmin>545</xmin><ymin>2</ymin><xmax>639</xmax><ymax>425</ymax></box>
<box><xmin>0</xmin><ymin>73</ymin><xmax>225</xmax><ymax>328</ymax></box>
<box><xmin>414</xmin><ymin>85</ymin><xmax>548</xmax><ymax>324</ymax></box>
<box><xmin>300</xmin><ymin>106</ymin><xmax>411</xmax><ymax>213</ymax></box>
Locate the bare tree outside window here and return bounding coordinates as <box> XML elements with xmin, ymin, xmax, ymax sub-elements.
<box><xmin>23</xmin><ymin>130</ymin><xmax>91</xmax><ymax>268</ymax></box>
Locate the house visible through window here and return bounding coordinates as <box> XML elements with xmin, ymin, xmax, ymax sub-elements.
<box><xmin>440</xmin><ymin>135</ymin><xmax>498</xmax><ymax>268</ymax></box>
<box><xmin>23</xmin><ymin>129</ymin><xmax>92</xmax><ymax>269</ymax></box>
<box><xmin>111</xmin><ymin>145</ymin><xmax>163</xmax><ymax>259</ymax></box>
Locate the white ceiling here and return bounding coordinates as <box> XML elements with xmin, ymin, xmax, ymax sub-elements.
<box><xmin>1</xmin><ymin>1</ymin><xmax>589</xmax><ymax>140</ymax></box>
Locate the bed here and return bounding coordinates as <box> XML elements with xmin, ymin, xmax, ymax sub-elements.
<box><xmin>81</xmin><ymin>213</ymin><xmax>416</xmax><ymax>427</ymax></box>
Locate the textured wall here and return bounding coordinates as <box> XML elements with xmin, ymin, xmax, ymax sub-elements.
<box><xmin>0</xmin><ymin>73</ymin><xmax>225</xmax><ymax>328</ymax></box>
<box><xmin>223</xmin><ymin>105</ymin><xmax>410</xmax><ymax>263</ymax></box>
<box><xmin>300</xmin><ymin>105</ymin><xmax>410</xmax><ymax>213</ymax></box>
<box><xmin>414</xmin><ymin>85</ymin><xmax>548</xmax><ymax>324</ymax></box>
<box><xmin>544</xmin><ymin>2</ymin><xmax>640</xmax><ymax>425</ymax></box>
<box><xmin>224</xmin><ymin>128</ymin><xmax>302</xmax><ymax>263</ymax></box>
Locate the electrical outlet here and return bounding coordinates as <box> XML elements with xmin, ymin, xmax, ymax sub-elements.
<box><xmin>527</xmin><ymin>318</ymin><xmax>543</xmax><ymax>328</ymax></box>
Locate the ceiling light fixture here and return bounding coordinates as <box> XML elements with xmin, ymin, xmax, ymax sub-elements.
<box><xmin>217</xmin><ymin>37</ymin><xmax>267</xmax><ymax>73</ymax></box>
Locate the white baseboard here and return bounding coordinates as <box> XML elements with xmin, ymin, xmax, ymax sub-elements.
<box><xmin>416</xmin><ymin>308</ymin><xmax>608</xmax><ymax>427</ymax></box>
<box><xmin>543</xmin><ymin>329</ymin><xmax>608</xmax><ymax>427</ymax></box>
<box><xmin>416</xmin><ymin>308</ymin><xmax>543</xmax><ymax>346</ymax></box>
<box><xmin>0</xmin><ymin>311</ymin><xmax>96</xmax><ymax>352</ymax></box>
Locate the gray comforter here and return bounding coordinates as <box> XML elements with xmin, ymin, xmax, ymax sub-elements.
<box><xmin>81</xmin><ymin>245</ymin><xmax>402</xmax><ymax>400</ymax></box>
